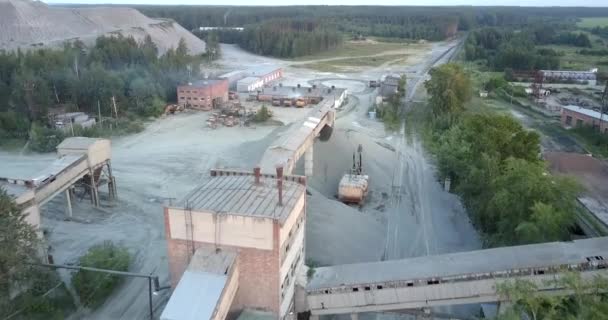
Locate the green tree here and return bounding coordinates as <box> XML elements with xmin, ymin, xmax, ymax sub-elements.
<box><xmin>425</xmin><ymin>63</ymin><xmax>472</xmax><ymax>118</ymax></box>
<box><xmin>72</xmin><ymin>241</ymin><xmax>131</xmax><ymax>309</ymax></box>
<box><xmin>0</xmin><ymin>188</ymin><xmax>39</xmax><ymax>313</ymax></box>
<box><xmin>497</xmin><ymin>273</ymin><xmax>608</xmax><ymax>320</ymax></box>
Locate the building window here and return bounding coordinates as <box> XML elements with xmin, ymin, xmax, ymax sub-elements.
<box><xmin>576</xmin><ymin>119</ymin><xmax>584</xmax><ymax>127</ymax></box>
<box><xmin>180</xmin><ymin>97</ymin><xmax>185</xmax><ymax>100</ymax></box>
<box><xmin>565</xmin><ymin>116</ymin><xmax>572</xmax><ymax>125</ymax></box>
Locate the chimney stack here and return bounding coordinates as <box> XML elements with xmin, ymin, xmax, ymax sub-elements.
<box><xmin>254</xmin><ymin>167</ymin><xmax>261</xmax><ymax>184</ymax></box>
<box><xmin>276</xmin><ymin>166</ymin><xmax>284</xmax><ymax>206</ymax></box>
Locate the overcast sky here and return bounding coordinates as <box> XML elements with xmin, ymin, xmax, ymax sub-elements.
<box><xmin>43</xmin><ymin>0</ymin><xmax>608</xmax><ymax>7</ymax></box>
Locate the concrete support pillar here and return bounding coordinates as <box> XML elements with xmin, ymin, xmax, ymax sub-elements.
<box><xmin>65</xmin><ymin>189</ymin><xmax>73</xmax><ymax>218</ymax></box>
<box><xmin>305</xmin><ymin>146</ymin><xmax>314</xmax><ymax>177</ymax></box>
<box><xmin>90</xmin><ymin>170</ymin><xmax>99</xmax><ymax>207</ymax></box>
<box><xmin>350</xmin><ymin>313</ymin><xmax>359</xmax><ymax>320</ymax></box>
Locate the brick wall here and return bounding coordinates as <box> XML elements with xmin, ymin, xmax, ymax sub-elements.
<box><xmin>561</xmin><ymin>108</ymin><xmax>608</xmax><ymax>133</ymax></box>
<box><xmin>165</xmin><ymin>208</ymin><xmax>281</xmax><ymax>316</ymax></box>
<box><xmin>177</xmin><ymin>80</ymin><xmax>229</xmax><ymax>108</ymax></box>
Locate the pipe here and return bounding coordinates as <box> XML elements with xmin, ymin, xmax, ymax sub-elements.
<box><xmin>276</xmin><ymin>166</ymin><xmax>283</xmax><ymax>206</ymax></box>
<box><xmin>254</xmin><ymin>167</ymin><xmax>261</xmax><ymax>184</ymax></box>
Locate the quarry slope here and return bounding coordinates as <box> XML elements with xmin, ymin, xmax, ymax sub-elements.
<box><xmin>0</xmin><ymin>0</ymin><xmax>206</xmax><ymax>54</ymax></box>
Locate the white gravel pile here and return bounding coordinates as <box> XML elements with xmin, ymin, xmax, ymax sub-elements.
<box><xmin>0</xmin><ymin>0</ymin><xmax>206</xmax><ymax>54</ymax></box>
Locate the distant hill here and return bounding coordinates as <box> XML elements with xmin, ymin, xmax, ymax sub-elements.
<box><xmin>0</xmin><ymin>0</ymin><xmax>206</xmax><ymax>55</ymax></box>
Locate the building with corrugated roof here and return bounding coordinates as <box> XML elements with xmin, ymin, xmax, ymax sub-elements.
<box><xmin>164</xmin><ymin>168</ymin><xmax>306</xmax><ymax>318</ymax></box>
<box><xmin>561</xmin><ymin>105</ymin><xmax>608</xmax><ymax>133</ymax></box>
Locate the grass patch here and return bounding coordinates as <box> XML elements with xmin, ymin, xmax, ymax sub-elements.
<box><xmin>577</xmin><ymin>17</ymin><xmax>608</xmax><ymax>28</ymax></box>
<box><xmin>296</xmin><ymin>54</ymin><xmax>408</xmax><ymax>72</ymax></box>
<box><xmin>292</xmin><ymin>40</ymin><xmax>427</xmax><ymax>61</ymax></box>
<box><xmin>537</xmin><ymin>44</ymin><xmax>607</xmax><ymax>73</ymax></box>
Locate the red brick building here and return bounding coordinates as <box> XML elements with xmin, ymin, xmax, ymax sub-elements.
<box><xmin>561</xmin><ymin>105</ymin><xmax>608</xmax><ymax>134</ymax></box>
<box><xmin>164</xmin><ymin>168</ymin><xmax>306</xmax><ymax>318</ymax></box>
<box><xmin>177</xmin><ymin>79</ymin><xmax>228</xmax><ymax>110</ymax></box>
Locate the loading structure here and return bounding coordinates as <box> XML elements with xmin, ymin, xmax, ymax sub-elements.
<box><xmin>0</xmin><ymin>137</ymin><xmax>116</xmax><ymax>240</ymax></box>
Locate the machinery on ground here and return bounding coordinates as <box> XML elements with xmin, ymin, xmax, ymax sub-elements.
<box><xmin>338</xmin><ymin>144</ymin><xmax>369</xmax><ymax>205</ymax></box>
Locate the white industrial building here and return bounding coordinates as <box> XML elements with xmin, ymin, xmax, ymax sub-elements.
<box><xmin>236</xmin><ymin>76</ymin><xmax>264</xmax><ymax>92</ymax></box>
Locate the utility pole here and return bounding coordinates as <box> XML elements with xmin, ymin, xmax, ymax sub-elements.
<box><xmin>600</xmin><ymin>82</ymin><xmax>608</xmax><ymax>133</ymax></box>
<box><xmin>111</xmin><ymin>96</ymin><xmax>118</xmax><ymax>118</ymax></box>
<box><xmin>97</xmin><ymin>100</ymin><xmax>102</xmax><ymax>126</ymax></box>
<box><xmin>30</xmin><ymin>262</ymin><xmax>169</xmax><ymax>320</ymax></box>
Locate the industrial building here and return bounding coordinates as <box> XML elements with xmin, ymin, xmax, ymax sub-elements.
<box><xmin>236</xmin><ymin>76</ymin><xmax>264</xmax><ymax>92</ymax></box>
<box><xmin>379</xmin><ymin>75</ymin><xmax>401</xmax><ymax>100</ymax></box>
<box><xmin>221</xmin><ymin>66</ymin><xmax>283</xmax><ymax>92</ymax></box>
<box><xmin>542</xmin><ymin>70</ymin><xmax>598</xmax><ymax>86</ymax></box>
<box><xmin>561</xmin><ymin>105</ymin><xmax>608</xmax><ymax>133</ymax></box>
<box><xmin>53</xmin><ymin>112</ymin><xmax>96</xmax><ymax>131</ymax></box>
<box><xmin>255</xmin><ymin>85</ymin><xmax>347</xmax><ymax>108</ymax></box>
<box><xmin>160</xmin><ymin>248</ymin><xmax>238</xmax><ymax>320</ymax></box>
<box><xmin>164</xmin><ymin>167</ymin><xmax>307</xmax><ymax>319</ymax></box>
<box><xmin>0</xmin><ymin>137</ymin><xmax>116</xmax><ymax>250</ymax></box>
<box><xmin>177</xmin><ymin>79</ymin><xmax>229</xmax><ymax>110</ymax></box>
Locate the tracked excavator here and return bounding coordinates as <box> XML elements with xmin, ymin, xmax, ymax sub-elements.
<box><xmin>338</xmin><ymin>144</ymin><xmax>369</xmax><ymax>205</ymax></box>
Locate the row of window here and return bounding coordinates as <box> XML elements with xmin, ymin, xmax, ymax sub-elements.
<box><xmin>565</xmin><ymin>116</ymin><xmax>608</xmax><ymax>133</ymax></box>
<box><xmin>180</xmin><ymin>96</ymin><xmax>212</xmax><ymax>101</ymax></box>
<box><xmin>179</xmin><ymin>90</ymin><xmax>200</xmax><ymax>94</ymax></box>
<box><xmin>280</xmin><ymin>247</ymin><xmax>304</xmax><ymax>300</ymax></box>
<box><xmin>281</xmin><ymin>210</ymin><xmax>305</xmax><ymax>263</ymax></box>
<box><xmin>311</xmin><ymin>259</ymin><xmax>608</xmax><ymax>295</ymax></box>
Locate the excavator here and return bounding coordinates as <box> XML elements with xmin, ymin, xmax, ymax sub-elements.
<box><xmin>338</xmin><ymin>144</ymin><xmax>369</xmax><ymax>205</ymax></box>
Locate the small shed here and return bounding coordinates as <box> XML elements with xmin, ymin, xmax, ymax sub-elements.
<box><xmin>57</xmin><ymin>137</ymin><xmax>111</xmax><ymax>169</ymax></box>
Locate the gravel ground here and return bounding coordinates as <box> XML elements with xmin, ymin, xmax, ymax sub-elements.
<box><xmin>0</xmin><ymin>39</ymin><xmax>482</xmax><ymax>319</ymax></box>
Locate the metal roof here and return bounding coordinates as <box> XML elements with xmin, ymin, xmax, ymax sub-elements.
<box><xmin>57</xmin><ymin>137</ymin><xmax>101</xmax><ymax>150</ymax></box>
<box><xmin>541</xmin><ymin>70</ymin><xmax>597</xmax><ymax>80</ymax></box>
<box><xmin>31</xmin><ymin>154</ymin><xmax>85</xmax><ymax>180</ymax></box>
<box><xmin>259</xmin><ymin>86</ymin><xmax>344</xmax><ymax>99</ymax></box>
<box><xmin>237</xmin><ymin>76</ymin><xmax>262</xmax><ymax>85</ymax></box>
<box><xmin>562</xmin><ymin>105</ymin><xmax>608</xmax><ymax>121</ymax></box>
<box><xmin>307</xmin><ymin>237</ymin><xmax>608</xmax><ymax>290</ymax></box>
<box><xmin>160</xmin><ymin>248</ymin><xmax>236</xmax><ymax>320</ymax></box>
<box><xmin>177</xmin><ymin>174</ymin><xmax>305</xmax><ymax>223</ymax></box>
<box><xmin>186</xmin><ymin>79</ymin><xmax>227</xmax><ymax>87</ymax></box>
<box><xmin>246</xmin><ymin>65</ymin><xmax>281</xmax><ymax>77</ymax></box>
<box><xmin>0</xmin><ymin>180</ymin><xmax>30</xmax><ymax>199</ymax></box>
<box><xmin>160</xmin><ymin>271</ymin><xmax>227</xmax><ymax>320</ymax></box>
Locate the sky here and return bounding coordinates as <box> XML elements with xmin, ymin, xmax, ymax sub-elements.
<box><xmin>42</xmin><ymin>0</ymin><xmax>608</xmax><ymax>7</ymax></box>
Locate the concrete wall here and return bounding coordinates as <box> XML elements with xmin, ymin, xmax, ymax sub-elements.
<box><xmin>307</xmin><ymin>269</ymin><xmax>608</xmax><ymax>316</ymax></box>
<box><xmin>165</xmin><ymin>209</ymin><xmax>282</xmax><ymax>316</ymax></box>
<box><xmin>35</xmin><ymin>158</ymin><xmax>89</xmax><ymax>205</ymax></box>
<box><xmin>166</xmin><ymin>208</ymin><xmax>275</xmax><ymax>250</ymax></box>
<box><xmin>561</xmin><ymin>108</ymin><xmax>608</xmax><ymax>133</ymax></box>
<box><xmin>214</xmin><ymin>259</ymin><xmax>240</xmax><ymax>320</ymax></box>
<box><xmin>177</xmin><ymin>80</ymin><xmax>229</xmax><ymax>108</ymax></box>
<box><xmin>57</xmin><ymin>139</ymin><xmax>111</xmax><ymax>169</ymax></box>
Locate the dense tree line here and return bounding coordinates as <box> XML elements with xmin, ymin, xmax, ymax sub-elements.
<box><xmin>137</xmin><ymin>5</ymin><xmax>608</xmax><ymax>31</ymax></box>
<box><xmin>465</xmin><ymin>28</ymin><xmax>562</xmax><ymax>71</ymax></box>
<box><xmin>236</xmin><ymin>19</ymin><xmax>342</xmax><ymax>58</ymax></box>
<box><xmin>497</xmin><ymin>274</ymin><xmax>608</xmax><ymax>319</ymax></box>
<box><xmin>0</xmin><ymin>35</ymin><xmax>201</xmax><ymax>146</ymax></box>
<box><xmin>425</xmin><ymin>64</ymin><xmax>580</xmax><ymax>246</ymax></box>
<box><xmin>591</xmin><ymin>26</ymin><xmax>608</xmax><ymax>39</ymax></box>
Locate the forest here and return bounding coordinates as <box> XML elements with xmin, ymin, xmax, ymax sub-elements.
<box><xmin>424</xmin><ymin>63</ymin><xmax>581</xmax><ymax>246</ymax></box>
<box><xmin>236</xmin><ymin>19</ymin><xmax>342</xmax><ymax>58</ymax></box>
<box><xmin>464</xmin><ymin>27</ymin><xmax>591</xmax><ymax>71</ymax></box>
<box><xmin>0</xmin><ymin>35</ymin><xmax>202</xmax><ymax>151</ymax></box>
